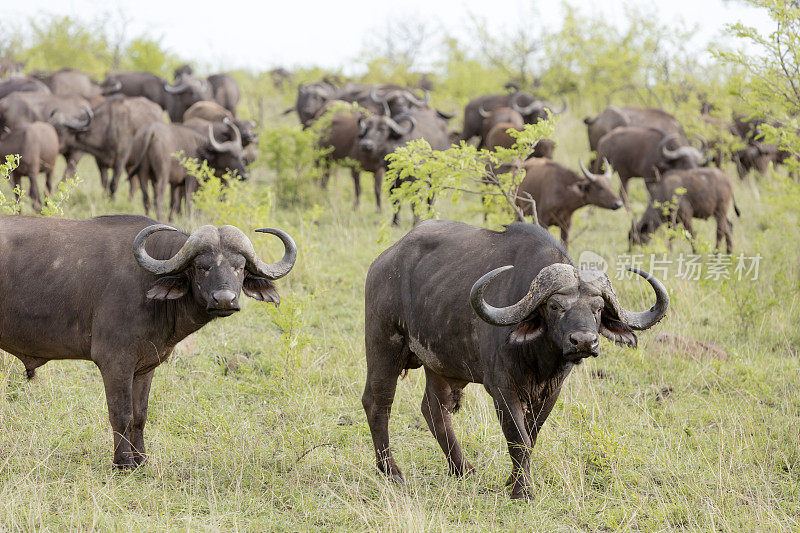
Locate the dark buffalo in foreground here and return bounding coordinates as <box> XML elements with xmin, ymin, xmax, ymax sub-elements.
<box><xmin>62</xmin><ymin>96</ymin><xmax>163</xmax><ymax>194</ymax></box>
<box><xmin>630</xmin><ymin>167</ymin><xmax>740</xmax><ymax>252</ymax></box>
<box><xmin>583</xmin><ymin>106</ymin><xmax>686</xmax><ymax>152</ymax></box>
<box><xmin>0</xmin><ymin>121</ymin><xmax>59</xmax><ymax>210</ymax></box>
<box><xmin>594</xmin><ymin>126</ymin><xmax>706</xmax><ymax>204</ymax></box>
<box><xmin>462</xmin><ymin>91</ymin><xmax>565</xmax><ymax>143</ymax></box>
<box><xmin>126</xmin><ymin>122</ymin><xmax>248</xmax><ymax>220</ymax></box>
<box><xmin>0</xmin><ymin>75</ymin><xmax>51</xmax><ymax>100</ymax></box>
<box><xmin>0</xmin><ymin>214</ymin><xmax>296</xmax><ymax>467</ymax></box>
<box><xmin>363</xmin><ymin>220</ymin><xmax>668</xmax><ymax>499</ymax></box>
<box><xmin>207</xmin><ymin>73</ymin><xmax>240</xmax><ymax>116</ymax></box>
<box><xmin>515</xmin><ymin>159</ymin><xmax>622</xmax><ymax>245</ymax></box>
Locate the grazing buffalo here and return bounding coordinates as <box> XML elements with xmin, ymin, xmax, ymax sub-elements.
<box><xmin>207</xmin><ymin>73</ymin><xmax>240</xmax><ymax>116</ymax></box>
<box><xmin>594</xmin><ymin>126</ymin><xmax>706</xmax><ymax>204</ymax></box>
<box><xmin>0</xmin><ymin>91</ymin><xmax>93</xmax><ymax>180</ymax></box>
<box><xmin>269</xmin><ymin>67</ymin><xmax>293</xmax><ymax>88</ymax></box>
<box><xmin>62</xmin><ymin>96</ymin><xmax>163</xmax><ymax>194</ymax></box>
<box><xmin>363</xmin><ymin>220</ymin><xmax>668</xmax><ymax>498</ymax></box>
<box><xmin>584</xmin><ymin>106</ymin><xmax>686</xmax><ymax>152</ymax></box>
<box><xmin>102</xmin><ymin>72</ymin><xmax>169</xmax><ymax>109</ymax></box>
<box><xmin>630</xmin><ymin>167</ymin><xmax>740</xmax><ymax>252</ymax></box>
<box><xmin>733</xmin><ymin>142</ymin><xmax>791</xmax><ymax>179</ymax></box>
<box><xmin>34</xmin><ymin>68</ymin><xmax>102</xmax><ymax>101</ymax></box>
<box><xmin>515</xmin><ymin>159</ymin><xmax>622</xmax><ymax>245</ymax></box>
<box><xmin>126</xmin><ymin>122</ymin><xmax>247</xmax><ymax>220</ymax></box>
<box><xmin>462</xmin><ymin>91</ymin><xmax>565</xmax><ymax>144</ymax></box>
<box><xmin>0</xmin><ymin>214</ymin><xmax>296</xmax><ymax>467</ymax></box>
<box><xmin>355</xmin><ymin>108</ymin><xmax>450</xmax><ymax>223</ymax></box>
<box><xmin>0</xmin><ymin>121</ymin><xmax>59</xmax><ymax>210</ymax></box>
<box><xmin>0</xmin><ymin>75</ymin><xmax>50</xmax><ymax>100</ymax></box>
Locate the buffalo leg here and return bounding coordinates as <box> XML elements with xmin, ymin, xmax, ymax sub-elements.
<box><xmin>351</xmin><ymin>168</ymin><xmax>361</xmax><ymax>208</ymax></box>
<box><xmin>362</xmin><ymin>335</ymin><xmax>405</xmax><ymax>481</ymax></box>
<box><xmin>169</xmin><ymin>183</ymin><xmax>180</xmax><ymax>222</ymax></box>
<box><xmin>373</xmin><ymin>168</ymin><xmax>384</xmax><ymax>213</ymax></box>
<box><xmin>489</xmin><ymin>388</ymin><xmax>533</xmax><ymax>499</ymax></box>
<box><xmin>420</xmin><ymin>368</ymin><xmax>474</xmax><ymax>477</ymax></box>
<box><xmin>523</xmin><ymin>389</ymin><xmax>562</xmax><ymax>453</ymax></box>
<box><xmin>619</xmin><ymin>178</ymin><xmax>632</xmax><ymax>210</ymax></box>
<box><xmin>27</xmin><ymin>172</ymin><xmax>42</xmax><ymax>212</ymax></box>
<box><xmin>558</xmin><ymin>217</ymin><xmax>572</xmax><ymax>247</ymax></box>
<box><xmin>96</xmin><ymin>161</ymin><xmax>110</xmax><ymax>191</ymax></box>
<box><xmin>130</xmin><ymin>369</ymin><xmax>155</xmax><ymax>466</ymax></box>
<box><xmin>98</xmin><ymin>362</ymin><xmax>135</xmax><ymax>468</ymax></box>
<box><xmin>139</xmin><ymin>172</ymin><xmax>151</xmax><ymax>215</ymax></box>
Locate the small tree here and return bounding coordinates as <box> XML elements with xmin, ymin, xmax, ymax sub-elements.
<box><xmin>716</xmin><ymin>0</ymin><xmax>800</xmax><ymax>172</ymax></box>
<box><xmin>384</xmin><ymin>118</ymin><xmax>554</xmax><ymax>228</ymax></box>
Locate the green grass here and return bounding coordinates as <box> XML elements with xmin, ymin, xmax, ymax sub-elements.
<box><xmin>0</xmin><ymin>108</ymin><xmax>799</xmax><ymax>531</ymax></box>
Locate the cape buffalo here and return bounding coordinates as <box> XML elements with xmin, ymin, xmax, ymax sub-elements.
<box><xmin>594</xmin><ymin>126</ymin><xmax>706</xmax><ymax>205</ymax></box>
<box><xmin>355</xmin><ymin>108</ymin><xmax>450</xmax><ymax>224</ymax></box>
<box><xmin>126</xmin><ymin>122</ymin><xmax>248</xmax><ymax>221</ymax></box>
<box><xmin>206</xmin><ymin>73</ymin><xmax>240</xmax><ymax>116</ymax></box>
<box><xmin>183</xmin><ymin>101</ymin><xmax>258</xmax><ymax>148</ymax></box>
<box><xmin>583</xmin><ymin>106</ymin><xmax>687</xmax><ymax>152</ymax></box>
<box><xmin>164</xmin><ymin>73</ymin><xmax>212</xmax><ymax>123</ymax></box>
<box><xmin>0</xmin><ymin>91</ymin><xmax>93</xmax><ymax>181</ymax></box>
<box><xmin>478</xmin><ymin>106</ymin><xmax>524</xmax><ymax>147</ymax></box>
<box><xmin>0</xmin><ymin>121</ymin><xmax>59</xmax><ymax>210</ymax></box>
<box><xmin>462</xmin><ymin>91</ymin><xmax>565</xmax><ymax>144</ymax></box>
<box><xmin>34</xmin><ymin>68</ymin><xmax>102</xmax><ymax>102</ymax></box>
<box><xmin>102</xmin><ymin>72</ymin><xmax>169</xmax><ymax>109</ymax></box>
<box><xmin>363</xmin><ymin>220</ymin><xmax>668</xmax><ymax>498</ymax></box>
<box><xmin>0</xmin><ymin>214</ymin><xmax>296</xmax><ymax>467</ymax></box>
<box><xmin>515</xmin><ymin>159</ymin><xmax>622</xmax><ymax>245</ymax></box>
<box><xmin>733</xmin><ymin>142</ymin><xmax>791</xmax><ymax>179</ymax></box>
<box><xmin>61</xmin><ymin>96</ymin><xmax>163</xmax><ymax>194</ymax></box>
<box><xmin>483</xmin><ymin>122</ymin><xmax>555</xmax><ymax>159</ymax></box>
<box><xmin>0</xmin><ymin>75</ymin><xmax>50</xmax><ymax>100</ymax></box>
<box><xmin>292</xmin><ymin>80</ymin><xmax>338</xmax><ymax>127</ymax></box>
<box><xmin>630</xmin><ymin>167</ymin><xmax>740</xmax><ymax>253</ymax></box>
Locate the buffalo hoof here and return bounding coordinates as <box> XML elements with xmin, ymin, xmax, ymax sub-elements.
<box><xmin>389</xmin><ymin>474</ymin><xmax>405</xmax><ymax>484</ymax></box>
<box><xmin>449</xmin><ymin>463</ymin><xmax>476</xmax><ymax>477</ymax></box>
<box><xmin>506</xmin><ymin>473</ymin><xmax>533</xmax><ymax>499</ymax></box>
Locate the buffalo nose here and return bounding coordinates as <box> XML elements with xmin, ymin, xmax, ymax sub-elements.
<box><xmin>569</xmin><ymin>331</ymin><xmax>599</xmax><ymax>352</ymax></box>
<box><xmin>612</xmin><ymin>200</ymin><xmax>623</xmax><ymax>210</ymax></box>
<box><xmin>211</xmin><ymin>290</ymin><xmax>239</xmax><ymax>310</ymax></box>
<box><xmin>359</xmin><ymin>140</ymin><xmax>375</xmax><ymax>153</ymax></box>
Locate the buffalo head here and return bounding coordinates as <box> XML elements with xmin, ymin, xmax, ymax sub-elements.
<box><xmin>578</xmin><ymin>159</ymin><xmax>623</xmax><ymax>210</ymax></box>
<box><xmin>658</xmin><ymin>133</ymin><xmax>706</xmax><ymax>170</ymax></box>
<box><xmin>200</xmin><ymin>123</ymin><xmax>249</xmax><ymax>180</ymax></box>
<box><xmin>133</xmin><ymin>224</ymin><xmax>297</xmax><ymax>317</ymax></box>
<box><xmin>357</xmin><ymin>114</ymin><xmax>416</xmax><ymax>155</ymax></box>
<box><xmin>470</xmin><ymin>264</ymin><xmax>668</xmax><ymax>362</ymax></box>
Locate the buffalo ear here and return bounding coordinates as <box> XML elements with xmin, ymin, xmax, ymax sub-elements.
<box><xmin>599</xmin><ymin>313</ymin><xmax>637</xmax><ymax>347</ymax></box>
<box><xmin>243</xmin><ymin>275</ymin><xmax>280</xmax><ymax>305</ymax></box>
<box><xmin>146</xmin><ymin>275</ymin><xmax>189</xmax><ymax>300</ymax></box>
<box><xmin>506</xmin><ymin>316</ymin><xmax>546</xmax><ymax>346</ymax></box>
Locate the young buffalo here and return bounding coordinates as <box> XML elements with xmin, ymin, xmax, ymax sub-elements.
<box><xmin>630</xmin><ymin>167</ymin><xmax>740</xmax><ymax>252</ymax></box>
<box><xmin>515</xmin><ymin>158</ymin><xmax>623</xmax><ymax>246</ymax></box>
<box><xmin>0</xmin><ymin>121</ymin><xmax>59</xmax><ymax>210</ymax></box>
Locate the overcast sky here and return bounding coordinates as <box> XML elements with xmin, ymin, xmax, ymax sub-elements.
<box><xmin>2</xmin><ymin>0</ymin><xmax>775</xmax><ymax>73</ymax></box>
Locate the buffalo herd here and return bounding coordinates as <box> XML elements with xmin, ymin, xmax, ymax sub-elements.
<box><xmin>0</xmin><ymin>62</ymin><xmax>785</xmax><ymax>499</ymax></box>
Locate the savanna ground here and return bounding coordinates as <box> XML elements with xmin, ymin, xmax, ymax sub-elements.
<box><xmin>0</xmin><ymin>96</ymin><xmax>798</xmax><ymax>531</ymax></box>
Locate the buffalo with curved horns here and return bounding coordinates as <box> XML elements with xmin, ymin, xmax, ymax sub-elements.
<box><xmin>0</xmin><ymin>214</ymin><xmax>296</xmax><ymax>467</ymax></box>
<box><xmin>363</xmin><ymin>220</ymin><xmax>667</xmax><ymax>499</ymax></box>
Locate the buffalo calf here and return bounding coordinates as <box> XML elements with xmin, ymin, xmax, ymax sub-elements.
<box><xmin>630</xmin><ymin>167</ymin><xmax>740</xmax><ymax>252</ymax></box>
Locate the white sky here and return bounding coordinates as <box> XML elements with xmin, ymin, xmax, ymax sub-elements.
<box><xmin>2</xmin><ymin>0</ymin><xmax>775</xmax><ymax>73</ymax></box>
